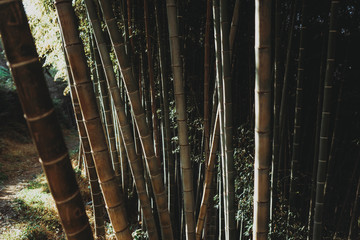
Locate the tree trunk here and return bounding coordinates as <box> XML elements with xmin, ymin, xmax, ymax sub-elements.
<box><xmin>254</xmin><ymin>0</ymin><xmax>271</xmax><ymax>239</ymax></box>
<box><xmin>0</xmin><ymin>2</ymin><xmax>93</xmax><ymax>239</ymax></box>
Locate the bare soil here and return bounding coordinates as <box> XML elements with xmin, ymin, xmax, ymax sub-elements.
<box><xmin>0</xmin><ymin>127</ymin><xmax>79</xmax><ymax>235</ymax></box>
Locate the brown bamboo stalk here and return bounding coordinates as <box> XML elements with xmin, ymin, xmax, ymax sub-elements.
<box><xmin>204</xmin><ymin>0</ymin><xmax>212</xmax><ymax>168</ymax></box>
<box><xmin>84</xmin><ymin>0</ymin><xmax>159</xmax><ymax>238</ymax></box>
<box><xmin>254</xmin><ymin>0</ymin><xmax>272</xmax><ymax>239</ymax></box>
<box><xmin>54</xmin><ymin>1</ymin><xmax>132</xmax><ymax>239</ymax></box>
<box><xmin>92</xmin><ymin>36</ymin><xmax>121</xmax><ymax>183</ymax></box>
<box><xmin>97</xmin><ymin>0</ymin><xmax>173</xmax><ymax>238</ymax></box>
<box><xmin>64</xmin><ymin>45</ymin><xmax>106</xmax><ymax>238</ymax></box>
<box><xmin>0</xmin><ymin>1</ymin><xmax>93</xmax><ymax>239</ymax></box>
<box><xmin>313</xmin><ymin>1</ymin><xmax>339</xmax><ymax>238</ymax></box>
<box><xmin>154</xmin><ymin>0</ymin><xmax>176</xmax><ymax>227</ymax></box>
<box><xmin>196</xmin><ymin>107</ymin><xmax>220</xmax><ymax>240</ymax></box>
<box><xmin>220</xmin><ymin>0</ymin><xmax>236</xmax><ymax>238</ymax></box>
<box><xmin>166</xmin><ymin>0</ymin><xmax>196</xmax><ymax>238</ymax></box>
<box><xmin>229</xmin><ymin>0</ymin><xmax>240</xmax><ymax>59</ymax></box>
<box><xmin>144</xmin><ymin>0</ymin><xmax>161</xmax><ymax>163</ymax></box>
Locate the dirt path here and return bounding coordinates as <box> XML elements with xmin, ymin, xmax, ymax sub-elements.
<box><xmin>0</xmin><ymin>158</ymin><xmax>42</xmax><ymax>232</ymax></box>
<box><xmin>0</xmin><ymin>128</ymin><xmax>79</xmax><ymax>234</ymax></box>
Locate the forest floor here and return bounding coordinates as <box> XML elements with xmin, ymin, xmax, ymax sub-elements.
<box><xmin>0</xmin><ymin>124</ymin><xmax>81</xmax><ymax>239</ymax></box>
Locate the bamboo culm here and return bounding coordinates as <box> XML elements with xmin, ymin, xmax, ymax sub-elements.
<box><xmin>84</xmin><ymin>0</ymin><xmax>159</xmax><ymax>238</ymax></box>
<box><xmin>0</xmin><ymin>1</ymin><xmax>93</xmax><ymax>239</ymax></box>
<box><xmin>54</xmin><ymin>1</ymin><xmax>132</xmax><ymax>238</ymax></box>
<box><xmin>97</xmin><ymin>0</ymin><xmax>173</xmax><ymax>238</ymax></box>
<box><xmin>254</xmin><ymin>0</ymin><xmax>272</xmax><ymax>239</ymax></box>
<box><xmin>312</xmin><ymin>1</ymin><xmax>339</xmax><ymax>239</ymax></box>
<box><xmin>166</xmin><ymin>0</ymin><xmax>196</xmax><ymax>238</ymax></box>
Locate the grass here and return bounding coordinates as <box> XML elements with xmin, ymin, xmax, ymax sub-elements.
<box><xmin>0</xmin><ymin>174</ymin><xmax>65</xmax><ymax>240</ymax></box>
<box><xmin>0</xmin><ymin>125</ymin><xmax>145</xmax><ymax>239</ymax></box>
<box><xmin>0</xmin><ymin>166</ymin><xmax>94</xmax><ymax>240</ymax></box>
<box><xmin>0</xmin><ymin>124</ymin><xmax>87</xmax><ymax>239</ymax></box>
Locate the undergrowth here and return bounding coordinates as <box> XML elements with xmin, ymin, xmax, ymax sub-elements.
<box><xmin>0</xmin><ymin>174</ymin><xmax>64</xmax><ymax>240</ymax></box>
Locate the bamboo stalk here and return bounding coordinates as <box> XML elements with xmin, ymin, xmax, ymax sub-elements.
<box><xmin>312</xmin><ymin>1</ymin><xmax>339</xmax><ymax>239</ymax></box>
<box><xmin>220</xmin><ymin>0</ymin><xmax>236</xmax><ymax>238</ymax></box>
<box><xmin>287</xmin><ymin>1</ymin><xmax>307</xmax><ymax>236</ymax></box>
<box><xmin>84</xmin><ymin>0</ymin><xmax>159</xmax><ymax>238</ymax></box>
<box><xmin>54</xmin><ymin>1</ymin><xmax>132</xmax><ymax>238</ymax></box>
<box><xmin>165</xmin><ymin>0</ymin><xmax>196</xmax><ymax>238</ymax></box>
<box><xmin>0</xmin><ymin>1</ymin><xmax>93</xmax><ymax>238</ymax></box>
<box><xmin>65</xmin><ymin>48</ymin><xmax>106</xmax><ymax>239</ymax></box>
<box><xmin>97</xmin><ymin>0</ymin><xmax>173</xmax><ymax>238</ymax></box>
<box><xmin>196</xmin><ymin>107</ymin><xmax>220</xmax><ymax>240</ymax></box>
<box><xmin>254</xmin><ymin>0</ymin><xmax>272</xmax><ymax>239</ymax></box>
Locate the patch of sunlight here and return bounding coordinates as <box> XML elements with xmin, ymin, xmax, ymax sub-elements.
<box><xmin>16</xmin><ymin>174</ymin><xmax>57</xmax><ymax>216</ymax></box>
<box><xmin>0</xmin><ymin>222</ymin><xmax>50</xmax><ymax>240</ymax></box>
<box><xmin>0</xmin><ymin>173</ymin><xmax>64</xmax><ymax>240</ymax></box>
<box><xmin>0</xmin><ymin>223</ymin><xmax>27</xmax><ymax>240</ymax></box>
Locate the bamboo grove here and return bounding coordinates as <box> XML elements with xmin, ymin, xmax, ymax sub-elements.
<box><xmin>0</xmin><ymin>0</ymin><xmax>359</xmax><ymax>239</ymax></box>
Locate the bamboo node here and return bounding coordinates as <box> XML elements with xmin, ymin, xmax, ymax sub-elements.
<box><xmin>9</xmin><ymin>57</ymin><xmax>38</xmax><ymax>68</ymax></box>
<box><xmin>41</xmin><ymin>152</ymin><xmax>68</xmax><ymax>166</ymax></box>
<box><xmin>66</xmin><ymin>223</ymin><xmax>90</xmax><ymax>237</ymax></box>
<box><xmin>25</xmin><ymin>108</ymin><xmax>54</xmax><ymax>122</ymax></box>
<box><xmin>55</xmin><ymin>189</ymin><xmax>80</xmax><ymax>205</ymax></box>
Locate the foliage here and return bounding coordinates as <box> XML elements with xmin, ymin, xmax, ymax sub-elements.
<box><xmin>234</xmin><ymin>125</ymin><xmax>254</xmax><ymax>237</ymax></box>
<box><xmin>0</xmin><ymin>65</ymin><xmax>15</xmax><ymax>91</ymax></box>
<box><xmin>23</xmin><ymin>0</ymin><xmax>66</xmax><ymax>82</ymax></box>
<box><xmin>131</xmin><ymin>228</ymin><xmax>148</xmax><ymax>240</ymax></box>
